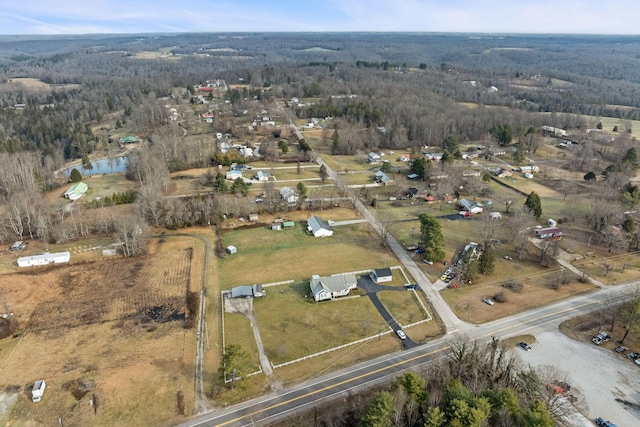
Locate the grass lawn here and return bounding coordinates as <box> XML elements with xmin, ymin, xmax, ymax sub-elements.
<box><xmin>378</xmin><ymin>289</ymin><xmax>430</xmax><ymax>327</ymax></box>
<box><xmin>254</xmin><ymin>282</ymin><xmax>383</xmax><ymax>364</ymax></box>
<box><xmin>218</xmin><ymin>218</ymin><xmax>394</xmax><ymax>286</ymax></box>
<box><xmin>574</xmin><ymin>252</ymin><xmax>640</xmax><ymax>285</ymax></box>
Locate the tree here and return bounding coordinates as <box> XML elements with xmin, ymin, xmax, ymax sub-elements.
<box><xmin>478</xmin><ymin>245</ymin><xmax>496</xmax><ymax>274</ymax></box>
<box><xmin>409</xmin><ymin>157</ymin><xmax>427</xmax><ymax>180</ymax></box>
<box><xmin>418</xmin><ymin>63</ymin><xmax>427</xmax><ymax>70</ymax></box>
<box><xmin>623</xmin><ymin>147</ymin><xmax>639</xmax><ymax>169</ymax></box>
<box><xmin>69</xmin><ymin>168</ymin><xmax>83</xmax><ymax>183</ymax></box>
<box><xmin>490</xmin><ymin>123</ymin><xmax>512</xmax><ymax>146</ymax></box>
<box><xmin>524</xmin><ymin>191</ymin><xmax>542</xmax><ymax>219</ymax></box>
<box><xmin>219</xmin><ymin>344</ymin><xmax>253</xmax><ymax>389</ymax></box>
<box><xmin>512</xmin><ymin>142</ymin><xmax>525</xmax><ymax>163</ymax></box>
<box><xmin>419</xmin><ymin>213</ymin><xmax>445</xmax><ymax>262</ymax></box>
<box><xmin>596</xmin><ymin>121</ymin><xmax>603</xmax><ymax>130</ymax></box>
<box><xmin>443</xmin><ymin>136</ymin><xmax>460</xmax><ymax>157</ymax></box>
<box><xmin>278</xmin><ymin>139</ymin><xmax>289</xmax><ymax>154</ymax></box>
<box><xmin>613</xmin><ymin>125</ymin><xmax>619</xmax><ymax>132</ymax></box>
<box><xmin>319</xmin><ymin>164</ymin><xmax>328</xmax><ymax>183</ymax></box>
<box><xmin>360</xmin><ymin>391</ymin><xmax>394</xmax><ymax>427</ymax></box>
<box><xmin>114</xmin><ymin>213</ymin><xmax>148</xmax><ymax>258</ymax></box>
<box><xmin>441</xmin><ymin>150</ymin><xmax>454</xmax><ymax>168</ymax></box>
<box><xmin>482</xmin><ymin>172</ymin><xmax>492</xmax><ymax>183</ymax></box>
<box><xmin>296</xmin><ymin>182</ymin><xmax>307</xmax><ymax>207</ymax></box>
<box><xmin>230</xmin><ymin>177</ymin><xmax>248</xmax><ymax>196</ymax></box>
<box><xmin>583</xmin><ymin>171</ymin><xmax>597</xmax><ymax>182</ymax></box>
<box><xmin>213</xmin><ymin>172</ymin><xmax>228</xmax><ymax>193</ymax></box>
<box><xmin>331</xmin><ymin>130</ymin><xmax>340</xmax><ymax>154</ymax></box>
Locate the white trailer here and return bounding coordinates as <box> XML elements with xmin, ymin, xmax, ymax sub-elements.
<box><xmin>32</xmin><ymin>380</ymin><xmax>46</xmax><ymax>402</ymax></box>
<box><xmin>18</xmin><ymin>251</ymin><xmax>70</xmax><ymax>268</ymax></box>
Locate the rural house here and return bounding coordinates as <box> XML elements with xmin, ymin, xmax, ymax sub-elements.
<box><xmin>374</xmin><ymin>171</ymin><xmax>394</xmax><ymax>186</ymax></box>
<box><xmin>63</xmin><ymin>182</ymin><xmax>88</xmax><ymax>201</ymax></box>
<box><xmin>310</xmin><ymin>273</ymin><xmax>358</xmax><ymax>302</ymax></box>
<box><xmin>307</xmin><ymin>216</ymin><xmax>333</xmax><ymax>237</ymax></box>
<box><xmin>458</xmin><ymin>198</ymin><xmax>484</xmax><ymax>214</ymax></box>
<box><xmin>373</xmin><ymin>268</ymin><xmax>393</xmax><ymax>283</ymax></box>
<box><xmin>18</xmin><ymin>251</ymin><xmax>70</xmax><ymax>268</ymax></box>
<box><xmin>253</xmin><ymin>171</ymin><xmax>270</xmax><ymax>181</ymax></box>
<box><xmin>368</xmin><ymin>152</ymin><xmax>382</xmax><ymax>164</ymax></box>
<box><xmin>225</xmin><ymin>170</ymin><xmax>243</xmax><ymax>181</ymax></box>
<box><xmin>280</xmin><ymin>187</ymin><xmax>298</xmax><ymax>204</ymax></box>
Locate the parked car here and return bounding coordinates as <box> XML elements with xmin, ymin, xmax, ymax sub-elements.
<box><xmin>595</xmin><ymin>417</ymin><xmax>618</xmax><ymax>427</ymax></box>
<box><xmin>635</xmin><ymin>359</ymin><xmax>640</xmax><ymax>366</ymax></box>
<box><xmin>615</xmin><ymin>346</ymin><xmax>628</xmax><ymax>353</ymax></box>
<box><xmin>405</xmin><ymin>284</ymin><xmax>418</xmax><ymax>290</ymax></box>
<box><xmin>422</xmin><ymin>259</ymin><xmax>433</xmax><ymax>265</ymax></box>
<box><xmin>482</xmin><ymin>297</ymin><xmax>495</xmax><ymax>306</ymax></box>
<box><xmin>626</xmin><ymin>352</ymin><xmax>639</xmax><ymax>359</ymax></box>
<box><xmin>447</xmin><ymin>283</ymin><xmax>457</xmax><ymax>289</ymax></box>
<box><xmin>518</xmin><ymin>342</ymin><xmax>532</xmax><ymax>351</ymax></box>
<box><xmin>459</xmin><ymin>210</ymin><xmax>471</xmax><ymax>217</ymax></box>
<box><xmin>396</xmin><ymin>329</ymin><xmax>407</xmax><ymax>340</ymax></box>
<box><xmin>440</xmin><ymin>274</ymin><xmax>448</xmax><ymax>281</ymax></box>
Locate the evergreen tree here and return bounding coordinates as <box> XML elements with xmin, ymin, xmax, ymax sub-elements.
<box><xmin>213</xmin><ymin>172</ymin><xmax>228</xmax><ymax>193</ymax></box>
<box><xmin>319</xmin><ymin>164</ymin><xmax>328</xmax><ymax>182</ymax></box>
<box><xmin>479</xmin><ymin>245</ymin><xmax>496</xmax><ymax>274</ymax></box>
<box><xmin>360</xmin><ymin>391</ymin><xmax>394</xmax><ymax>427</ymax></box>
<box><xmin>513</xmin><ymin>143</ymin><xmax>526</xmax><ymax>163</ymax></box>
<box><xmin>524</xmin><ymin>191</ymin><xmax>542</xmax><ymax>219</ymax></box>
<box><xmin>490</xmin><ymin>123</ymin><xmax>512</xmax><ymax>145</ymax></box>
<box><xmin>443</xmin><ymin>135</ymin><xmax>460</xmax><ymax>157</ymax></box>
<box><xmin>230</xmin><ymin>177</ymin><xmax>248</xmax><ymax>196</ymax></box>
<box><xmin>69</xmin><ymin>168</ymin><xmax>82</xmax><ymax>183</ymax></box>
<box><xmin>419</xmin><ymin>213</ymin><xmax>445</xmax><ymax>262</ymax></box>
<box><xmin>409</xmin><ymin>157</ymin><xmax>427</xmax><ymax>179</ymax></box>
<box><xmin>623</xmin><ymin>147</ymin><xmax>639</xmax><ymax>169</ymax></box>
<box><xmin>583</xmin><ymin>171</ymin><xmax>596</xmax><ymax>182</ymax></box>
<box><xmin>218</xmin><ymin>344</ymin><xmax>252</xmax><ymax>389</ymax></box>
<box><xmin>331</xmin><ymin>130</ymin><xmax>340</xmax><ymax>154</ymax></box>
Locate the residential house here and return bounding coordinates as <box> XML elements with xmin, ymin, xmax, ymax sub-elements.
<box><xmin>310</xmin><ymin>273</ymin><xmax>358</xmax><ymax>302</ymax></box>
<box><xmin>399</xmin><ymin>154</ymin><xmax>411</xmax><ymax>162</ymax></box>
<box><xmin>374</xmin><ymin>171</ymin><xmax>394</xmax><ymax>186</ymax></box>
<box><xmin>424</xmin><ymin>152</ymin><xmax>444</xmax><ymax>161</ymax></box>
<box><xmin>459</xmin><ymin>198</ymin><xmax>484</xmax><ymax>214</ymax></box>
<box><xmin>307</xmin><ymin>216</ymin><xmax>333</xmax><ymax>237</ymax></box>
<box><xmin>280</xmin><ymin>187</ymin><xmax>298</xmax><ymax>204</ymax></box>
<box><xmin>254</xmin><ymin>171</ymin><xmax>270</xmax><ymax>182</ymax></box>
<box><xmin>239</xmin><ymin>147</ymin><xmax>254</xmax><ymax>158</ymax></box>
<box><xmin>368</xmin><ymin>152</ymin><xmax>382</xmax><ymax>164</ymax></box>
<box><xmin>373</xmin><ymin>268</ymin><xmax>393</xmax><ymax>283</ymax></box>
<box><xmin>406</xmin><ymin>187</ymin><xmax>419</xmax><ymax>199</ymax></box>
<box><xmin>541</xmin><ymin>125</ymin><xmax>568</xmax><ymax>138</ymax></box>
<box><xmin>519</xmin><ymin>165</ymin><xmax>540</xmax><ymax>173</ymax></box>
<box><xmin>225</xmin><ymin>170</ymin><xmax>243</xmax><ymax>181</ymax></box>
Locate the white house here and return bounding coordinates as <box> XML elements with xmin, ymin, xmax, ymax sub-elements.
<box><xmin>18</xmin><ymin>251</ymin><xmax>70</xmax><ymax>268</ymax></box>
<box><xmin>307</xmin><ymin>216</ymin><xmax>333</xmax><ymax>237</ymax></box>
<box><xmin>519</xmin><ymin>165</ymin><xmax>539</xmax><ymax>173</ymax></box>
<box><xmin>226</xmin><ymin>170</ymin><xmax>243</xmax><ymax>181</ymax></box>
<box><xmin>458</xmin><ymin>198</ymin><xmax>484</xmax><ymax>214</ymax></box>
<box><xmin>280</xmin><ymin>187</ymin><xmax>298</xmax><ymax>204</ymax></box>
<box><xmin>368</xmin><ymin>152</ymin><xmax>382</xmax><ymax>164</ymax></box>
<box><xmin>373</xmin><ymin>268</ymin><xmax>393</xmax><ymax>283</ymax></box>
<box><xmin>310</xmin><ymin>273</ymin><xmax>358</xmax><ymax>302</ymax></box>
<box><xmin>254</xmin><ymin>171</ymin><xmax>270</xmax><ymax>181</ymax></box>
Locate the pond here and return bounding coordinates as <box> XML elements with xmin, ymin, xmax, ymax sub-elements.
<box><xmin>62</xmin><ymin>156</ymin><xmax>129</xmax><ymax>177</ymax></box>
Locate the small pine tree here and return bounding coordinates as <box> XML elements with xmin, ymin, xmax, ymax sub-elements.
<box><xmin>524</xmin><ymin>191</ymin><xmax>542</xmax><ymax>219</ymax></box>
<box><xmin>479</xmin><ymin>245</ymin><xmax>496</xmax><ymax>274</ymax></box>
<box><xmin>69</xmin><ymin>168</ymin><xmax>82</xmax><ymax>183</ymax></box>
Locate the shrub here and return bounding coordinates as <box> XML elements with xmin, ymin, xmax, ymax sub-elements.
<box><xmin>69</xmin><ymin>168</ymin><xmax>82</xmax><ymax>183</ymax></box>
<box><xmin>493</xmin><ymin>292</ymin><xmax>507</xmax><ymax>303</ymax></box>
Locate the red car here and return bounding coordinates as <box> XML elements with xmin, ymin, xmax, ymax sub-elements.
<box><xmin>459</xmin><ymin>211</ymin><xmax>471</xmax><ymax>217</ymax></box>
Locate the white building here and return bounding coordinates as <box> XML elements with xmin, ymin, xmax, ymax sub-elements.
<box><xmin>307</xmin><ymin>216</ymin><xmax>333</xmax><ymax>237</ymax></box>
<box><xmin>310</xmin><ymin>273</ymin><xmax>358</xmax><ymax>302</ymax></box>
<box><xmin>18</xmin><ymin>251</ymin><xmax>70</xmax><ymax>268</ymax></box>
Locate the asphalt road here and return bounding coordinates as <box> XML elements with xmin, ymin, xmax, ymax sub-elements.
<box><xmin>178</xmin><ymin>282</ymin><xmax>639</xmax><ymax>427</ymax></box>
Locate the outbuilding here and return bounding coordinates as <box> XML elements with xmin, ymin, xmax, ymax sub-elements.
<box><xmin>534</xmin><ymin>227</ymin><xmax>562</xmax><ymax>239</ymax></box>
<box><xmin>226</xmin><ymin>245</ymin><xmax>237</xmax><ymax>254</ymax></box>
<box><xmin>373</xmin><ymin>268</ymin><xmax>393</xmax><ymax>283</ymax></box>
<box><xmin>307</xmin><ymin>216</ymin><xmax>333</xmax><ymax>238</ymax></box>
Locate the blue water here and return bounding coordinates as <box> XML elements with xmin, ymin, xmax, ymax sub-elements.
<box><xmin>63</xmin><ymin>157</ymin><xmax>129</xmax><ymax>177</ymax></box>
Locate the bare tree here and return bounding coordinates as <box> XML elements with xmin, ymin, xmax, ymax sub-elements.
<box><xmin>114</xmin><ymin>213</ymin><xmax>148</xmax><ymax>258</ymax></box>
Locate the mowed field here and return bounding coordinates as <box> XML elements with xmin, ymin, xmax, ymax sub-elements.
<box><xmin>0</xmin><ymin>237</ymin><xmax>200</xmax><ymax>427</ymax></box>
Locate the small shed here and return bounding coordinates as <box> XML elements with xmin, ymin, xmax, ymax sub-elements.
<box><xmin>10</xmin><ymin>241</ymin><xmax>24</xmax><ymax>251</ymax></box>
<box><xmin>249</xmin><ymin>214</ymin><xmax>259</xmax><ymax>222</ymax></box>
<box><xmin>283</xmin><ymin>220</ymin><xmax>296</xmax><ymax>229</ymax></box>
<box><xmin>489</xmin><ymin>212</ymin><xmax>502</xmax><ymax>220</ymax></box>
<box><xmin>226</xmin><ymin>245</ymin><xmax>237</xmax><ymax>254</ymax></box>
<box><xmin>272</xmin><ymin>221</ymin><xmax>283</xmax><ymax>231</ymax></box>
<box><xmin>373</xmin><ymin>268</ymin><xmax>393</xmax><ymax>283</ymax></box>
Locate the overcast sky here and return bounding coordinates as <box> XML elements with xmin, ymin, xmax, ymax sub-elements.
<box><xmin>1</xmin><ymin>0</ymin><xmax>639</xmax><ymax>35</ymax></box>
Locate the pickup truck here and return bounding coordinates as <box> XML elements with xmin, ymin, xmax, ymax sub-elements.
<box><xmin>595</xmin><ymin>417</ymin><xmax>618</xmax><ymax>427</ymax></box>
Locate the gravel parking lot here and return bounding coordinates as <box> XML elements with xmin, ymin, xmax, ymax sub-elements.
<box><xmin>518</xmin><ymin>330</ymin><xmax>640</xmax><ymax>427</ymax></box>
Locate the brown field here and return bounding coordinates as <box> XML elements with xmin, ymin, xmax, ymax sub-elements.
<box><xmin>0</xmin><ymin>77</ymin><xmax>80</xmax><ymax>92</ymax></box>
<box><xmin>0</xmin><ymin>236</ymin><xmax>202</xmax><ymax>426</ymax></box>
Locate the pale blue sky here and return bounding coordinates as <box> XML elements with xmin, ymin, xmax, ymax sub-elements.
<box><xmin>0</xmin><ymin>0</ymin><xmax>639</xmax><ymax>35</ymax></box>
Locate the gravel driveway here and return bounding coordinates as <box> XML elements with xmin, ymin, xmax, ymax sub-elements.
<box><xmin>519</xmin><ymin>330</ymin><xmax>640</xmax><ymax>426</ymax></box>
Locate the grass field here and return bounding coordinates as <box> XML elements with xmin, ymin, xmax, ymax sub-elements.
<box><xmin>254</xmin><ymin>283</ymin><xmax>382</xmax><ymax>364</ymax></box>
<box><xmin>0</xmin><ymin>236</ymin><xmax>201</xmax><ymax>426</ymax></box>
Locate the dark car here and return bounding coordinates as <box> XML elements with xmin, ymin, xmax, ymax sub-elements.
<box><xmin>405</xmin><ymin>284</ymin><xmax>418</xmax><ymax>290</ymax></box>
<box><xmin>518</xmin><ymin>342</ymin><xmax>532</xmax><ymax>351</ymax></box>
<box><xmin>615</xmin><ymin>346</ymin><xmax>628</xmax><ymax>353</ymax></box>
<box><xmin>626</xmin><ymin>352</ymin><xmax>639</xmax><ymax>359</ymax></box>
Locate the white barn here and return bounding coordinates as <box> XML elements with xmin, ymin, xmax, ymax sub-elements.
<box><xmin>18</xmin><ymin>251</ymin><xmax>70</xmax><ymax>268</ymax></box>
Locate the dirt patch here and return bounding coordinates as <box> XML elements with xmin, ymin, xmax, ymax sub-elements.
<box><xmin>62</xmin><ymin>378</ymin><xmax>95</xmax><ymax>400</ymax></box>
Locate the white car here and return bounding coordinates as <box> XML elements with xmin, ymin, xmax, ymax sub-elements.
<box><xmin>482</xmin><ymin>297</ymin><xmax>495</xmax><ymax>306</ymax></box>
<box><xmin>396</xmin><ymin>329</ymin><xmax>407</xmax><ymax>340</ymax></box>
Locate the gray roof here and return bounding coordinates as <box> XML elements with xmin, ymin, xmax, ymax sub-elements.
<box><xmin>374</xmin><ymin>268</ymin><xmax>392</xmax><ymax>278</ymax></box>
<box><xmin>307</xmin><ymin>216</ymin><xmax>332</xmax><ymax>234</ymax></box>
<box><xmin>310</xmin><ymin>273</ymin><xmax>357</xmax><ymax>295</ymax></box>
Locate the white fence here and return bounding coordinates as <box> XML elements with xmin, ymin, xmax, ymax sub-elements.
<box><xmin>271</xmin><ymin>330</ymin><xmax>393</xmax><ymax>369</ymax></box>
